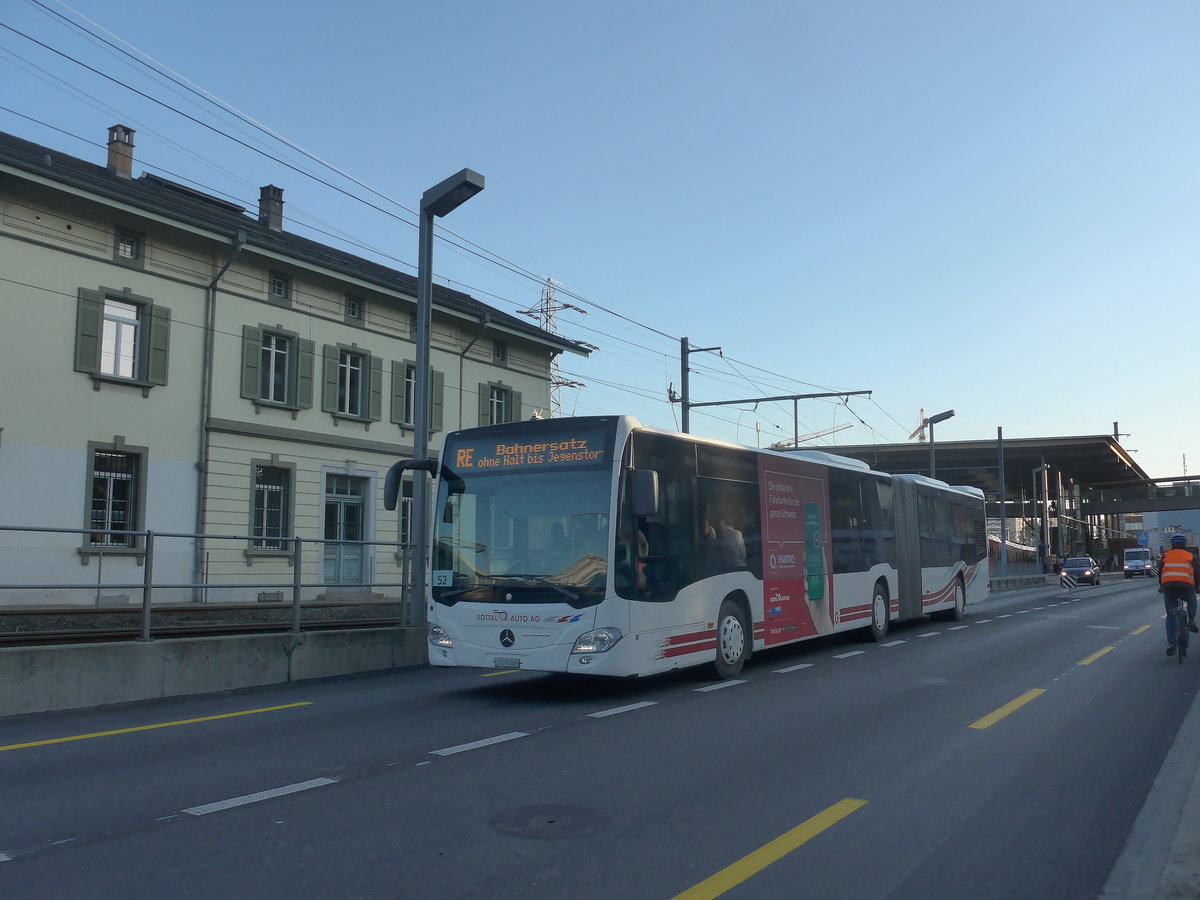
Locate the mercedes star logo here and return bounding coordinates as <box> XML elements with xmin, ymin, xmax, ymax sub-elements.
<box><xmin>500</xmin><ymin>629</ymin><xmax>515</xmax><ymax>647</ymax></box>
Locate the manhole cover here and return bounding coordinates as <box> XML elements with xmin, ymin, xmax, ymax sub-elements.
<box><xmin>490</xmin><ymin>805</ymin><xmax>610</xmax><ymax>839</ymax></box>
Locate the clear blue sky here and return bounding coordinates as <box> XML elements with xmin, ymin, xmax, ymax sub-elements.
<box><xmin>4</xmin><ymin>0</ymin><xmax>1197</xmax><ymax>478</ymax></box>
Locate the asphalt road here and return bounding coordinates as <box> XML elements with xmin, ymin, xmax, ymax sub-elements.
<box><xmin>1</xmin><ymin>575</ymin><xmax>1196</xmax><ymax>899</ymax></box>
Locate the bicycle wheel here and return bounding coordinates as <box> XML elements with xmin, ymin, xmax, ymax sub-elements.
<box><xmin>1177</xmin><ymin>609</ymin><xmax>1189</xmax><ymax>663</ymax></box>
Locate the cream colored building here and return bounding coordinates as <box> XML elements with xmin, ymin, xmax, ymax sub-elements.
<box><xmin>0</xmin><ymin>125</ymin><xmax>586</xmax><ymax>606</ymax></box>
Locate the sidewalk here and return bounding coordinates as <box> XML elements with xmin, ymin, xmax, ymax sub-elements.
<box><xmin>1102</xmin><ymin>678</ymin><xmax>1200</xmax><ymax>898</ymax></box>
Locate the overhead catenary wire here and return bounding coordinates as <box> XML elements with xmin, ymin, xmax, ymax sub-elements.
<box><xmin>0</xmin><ymin>6</ymin><xmax>926</xmax><ymax>446</ymax></box>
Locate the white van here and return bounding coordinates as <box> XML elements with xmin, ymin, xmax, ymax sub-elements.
<box><xmin>1124</xmin><ymin>548</ymin><xmax>1155</xmax><ymax>578</ymax></box>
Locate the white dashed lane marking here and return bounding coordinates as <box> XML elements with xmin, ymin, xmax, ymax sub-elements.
<box><xmin>696</xmin><ymin>679</ymin><xmax>746</xmax><ymax>692</ymax></box>
<box><xmin>431</xmin><ymin>732</ymin><xmax>529</xmax><ymax>756</ymax></box>
<box><xmin>182</xmin><ymin>777</ymin><xmax>339</xmax><ymax>816</ymax></box>
<box><xmin>588</xmin><ymin>701</ymin><xmax>657</xmax><ymax>718</ymax></box>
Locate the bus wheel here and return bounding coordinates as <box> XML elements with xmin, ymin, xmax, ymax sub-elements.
<box><xmin>867</xmin><ymin>582</ymin><xmax>889</xmax><ymax>642</ymax></box>
<box><xmin>713</xmin><ymin>599</ymin><xmax>749</xmax><ymax>679</ymax></box>
<box><xmin>937</xmin><ymin>578</ymin><xmax>966</xmax><ymax>622</ymax></box>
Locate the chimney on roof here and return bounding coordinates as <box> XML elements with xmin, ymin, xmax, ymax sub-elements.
<box><xmin>106</xmin><ymin>125</ymin><xmax>135</xmax><ymax>179</ymax></box>
<box><xmin>258</xmin><ymin>185</ymin><xmax>284</xmax><ymax>232</ymax></box>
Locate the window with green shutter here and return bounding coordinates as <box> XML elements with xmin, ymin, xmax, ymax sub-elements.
<box><xmin>74</xmin><ymin>287</ymin><xmax>170</xmax><ymax>392</ymax></box>
<box><xmin>240</xmin><ymin>325</ymin><xmax>314</xmax><ymax>412</ymax></box>
<box><xmin>478</xmin><ymin>382</ymin><xmax>522</xmax><ymax>425</ymax></box>
<box><xmin>322</xmin><ymin>344</ymin><xmax>382</xmax><ymax>425</ymax></box>
<box><xmin>392</xmin><ymin>361</ymin><xmax>445</xmax><ymax>433</ymax></box>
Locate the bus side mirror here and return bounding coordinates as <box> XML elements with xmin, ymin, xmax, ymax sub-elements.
<box><xmin>383</xmin><ymin>457</ymin><xmax>438</xmax><ymax>510</ymax></box>
<box><xmin>630</xmin><ymin>470</ymin><xmax>659</xmax><ymax>518</ymax></box>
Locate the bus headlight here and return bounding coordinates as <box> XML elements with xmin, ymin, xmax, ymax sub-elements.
<box><xmin>428</xmin><ymin>624</ymin><xmax>454</xmax><ymax>649</ymax></box>
<box><xmin>572</xmin><ymin>627</ymin><xmax>622</xmax><ymax>654</ymax></box>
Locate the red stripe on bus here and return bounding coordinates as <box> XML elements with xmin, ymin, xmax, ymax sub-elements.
<box><xmin>922</xmin><ymin>577</ymin><xmax>959</xmax><ymax>607</ymax></box>
<box><xmin>661</xmin><ymin>640</ymin><xmax>716</xmax><ymax>659</ymax></box>
<box><xmin>664</xmin><ymin>628</ymin><xmax>716</xmax><ymax>646</ymax></box>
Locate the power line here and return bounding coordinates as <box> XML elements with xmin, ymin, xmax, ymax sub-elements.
<box><xmin>1</xmin><ymin>10</ymin><xmax>927</xmax><ymax>445</ymax></box>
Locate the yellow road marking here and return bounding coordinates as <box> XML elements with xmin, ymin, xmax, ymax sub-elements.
<box><xmin>1079</xmin><ymin>647</ymin><xmax>1114</xmax><ymax>665</ymax></box>
<box><xmin>1131</xmin><ymin>624</ymin><xmax>1153</xmax><ymax>635</ymax></box>
<box><xmin>672</xmin><ymin>798</ymin><xmax>867</xmax><ymax>900</ymax></box>
<box><xmin>0</xmin><ymin>702</ymin><xmax>311</xmax><ymax>752</ymax></box>
<box><xmin>969</xmin><ymin>689</ymin><xmax>1046</xmax><ymax>730</ymax></box>
<box><xmin>481</xmin><ymin>669</ymin><xmax>520</xmax><ymax>677</ymax></box>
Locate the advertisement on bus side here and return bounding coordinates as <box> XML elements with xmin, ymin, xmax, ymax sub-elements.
<box><xmin>759</xmin><ymin>458</ymin><xmax>832</xmax><ymax>645</ymax></box>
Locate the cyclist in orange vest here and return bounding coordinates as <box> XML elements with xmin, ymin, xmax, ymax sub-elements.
<box><xmin>1158</xmin><ymin>533</ymin><xmax>1200</xmax><ymax>656</ymax></box>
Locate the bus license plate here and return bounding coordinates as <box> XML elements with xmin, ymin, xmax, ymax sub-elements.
<box><xmin>493</xmin><ymin>657</ymin><xmax>521</xmax><ymax>669</ymax></box>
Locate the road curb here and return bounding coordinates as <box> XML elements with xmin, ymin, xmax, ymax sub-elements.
<box><xmin>1101</xmin><ymin>679</ymin><xmax>1200</xmax><ymax>898</ymax></box>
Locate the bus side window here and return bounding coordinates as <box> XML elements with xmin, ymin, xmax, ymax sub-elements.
<box><xmin>829</xmin><ymin>469</ymin><xmax>864</xmax><ymax>574</ymax></box>
<box><xmin>627</xmin><ymin>432</ymin><xmax>698</xmax><ymax>601</ymax></box>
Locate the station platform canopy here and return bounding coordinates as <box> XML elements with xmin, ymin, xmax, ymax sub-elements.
<box><xmin>804</xmin><ymin>434</ymin><xmax>1151</xmax><ymax>500</ymax></box>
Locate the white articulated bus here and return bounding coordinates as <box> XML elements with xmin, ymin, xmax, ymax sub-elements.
<box><xmin>396</xmin><ymin>415</ymin><xmax>987</xmax><ymax>680</ymax></box>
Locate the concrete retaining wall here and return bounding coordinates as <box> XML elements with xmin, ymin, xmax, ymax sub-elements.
<box><xmin>990</xmin><ymin>575</ymin><xmax>1051</xmax><ymax>592</ymax></box>
<box><xmin>0</xmin><ymin>627</ymin><xmax>425</xmax><ymax>718</ymax></box>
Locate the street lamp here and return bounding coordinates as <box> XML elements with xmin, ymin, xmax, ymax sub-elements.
<box><xmin>925</xmin><ymin>409</ymin><xmax>955</xmax><ymax>479</ymax></box>
<box><xmin>410</xmin><ymin>168</ymin><xmax>484</xmax><ymax>613</ymax></box>
<box><xmin>1032</xmin><ymin>463</ymin><xmax>1050</xmax><ymax>571</ymax></box>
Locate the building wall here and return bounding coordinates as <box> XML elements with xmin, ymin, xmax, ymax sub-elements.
<box><xmin>0</xmin><ymin>139</ymin><xmax>558</xmax><ymax>607</ymax></box>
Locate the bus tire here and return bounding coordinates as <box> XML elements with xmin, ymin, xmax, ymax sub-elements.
<box><xmin>866</xmin><ymin>581</ymin><xmax>890</xmax><ymax>642</ymax></box>
<box><xmin>713</xmin><ymin>598</ymin><xmax>749</xmax><ymax>679</ymax></box>
<box><xmin>934</xmin><ymin>577</ymin><xmax>966</xmax><ymax>622</ymax></box>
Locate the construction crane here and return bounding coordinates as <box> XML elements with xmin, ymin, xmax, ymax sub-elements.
<box><xmin>769</xmin><ymin>422</ymin><xmax>853</xmax><ymax>451</ymax></box>
<box><xmin>908</xmin><ymin>408</ymin><xmax>927</xmax><ymax>442</ymax></box>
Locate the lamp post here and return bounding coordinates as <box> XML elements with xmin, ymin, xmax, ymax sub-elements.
<box><xmin>926</xmin><ymin>408</ymin><xmax>955</xmax><ymax>479</ymax></box>
<box><xmin>411</xmin><ymin>168</ymin><xmax>484</xmax><ymax>613</ymax></box>
<box><xmin>1032</xmin><ymin>463</ymin><xmax>1050</xmax><ymax>572</ymax></box>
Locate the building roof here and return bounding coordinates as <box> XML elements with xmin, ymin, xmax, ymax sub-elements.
<box><xmin>0</xmin><ymin>128</ymin><xmax>588</xmax><ymax>357</ymax></box>
<box><xmin>807</xmin><ymin>434</ymin><xmax>1151</xmax><ymax>498</ymax></box>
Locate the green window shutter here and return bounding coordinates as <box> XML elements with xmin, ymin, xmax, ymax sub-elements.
<box><xmin>240</xmin><ymin>325</ymin><xmax>262</xmax><ymax>399</ymax></box>
<box><xmin>296</xmin><ymin>339</ymin><xmax>315</xmax><ymax>408</ymax></box>
<box><xmin>368</xmin><ymin>355</ymin><xmax>383</xmax><ymax>422</ymax></box>
<box><xmin>431</xmin><ymin>369</ymin><xmax>445</xmax><ymax>433</ymax></box>
<box><xmin>478</xmin><ymin>383</ymin><xmax>490</xmax><ymax>426</ymax></box>
<box><xmin>146</xmin><ymin>304</ymin><xmax>171</xmax><ymax>385</ymax></box>
<box><xmin>390</xmin><ymin>361</ymin><xmax>405</xmax><ymax>425</ymax></box>
<box><xmin>321</xmin><ymin>344</ymin><xmax>338</xmax><ymax>412</ymax></box>
<box><xmin>75</xmin><ymin>289</ymin><xmax>102</xmax><ymax>374</ymax></box>
<box><xmin>510</xmin><ymin>390</ymin><xmax>523</xmax><ymax>423</ymax></box>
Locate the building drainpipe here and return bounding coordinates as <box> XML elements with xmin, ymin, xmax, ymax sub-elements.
<box><xmin>457</xmin><ymin>313</ymin><xmax>489</xmax><ymax>430</ymax></box>
<box><xmin>192</xmin><ymin>231</ymin><xmax>247</xmax><ymax>601</ymax></box>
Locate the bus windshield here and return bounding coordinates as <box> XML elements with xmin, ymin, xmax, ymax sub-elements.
<box><xmin>431</xmin><ymin>420</ymin><xmax>616</xmax><ymax>608</ymax></box>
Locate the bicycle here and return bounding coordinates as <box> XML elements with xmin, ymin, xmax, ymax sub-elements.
<box><xmin>1173</xmin><ymin>596</ymin><xmax>1190</xmax><ymax>664</ymax></box>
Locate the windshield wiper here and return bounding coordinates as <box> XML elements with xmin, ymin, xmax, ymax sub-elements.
<box><xmin>489</xmin><ymin>574</ymin><xmax>580</xmax><ymax>601</ymax></box>
<box><xmin>434</xmin><ymin>586</ymin><xmax>482</xmax><ymax>601</ymax></box>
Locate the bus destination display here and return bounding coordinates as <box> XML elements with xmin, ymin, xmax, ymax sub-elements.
<box><xmin>449</xmin><ymin>430</ymin><xmax>610</xmax><ymax>472</ymax></box>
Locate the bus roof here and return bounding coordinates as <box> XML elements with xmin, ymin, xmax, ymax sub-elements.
<box><xmin>451</xmin><ymin>417</ymin><xmax>981</xmax><ymax>498</ymax></box>
<box><xmin>628</xmin><ymin>419</ymin><xmax>882</xmax><ymax>475</ymax></box>
<box><xmin>893</xmin><ymin>472</ymin><xmax>985</xmax><ymax>499</ymax></box>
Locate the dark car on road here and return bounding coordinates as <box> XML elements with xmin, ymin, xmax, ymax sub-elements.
<box><xmin>1062</xmin><ymin>556</ymin><xmax>1101</xmax><ymax>585</ymax></box>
